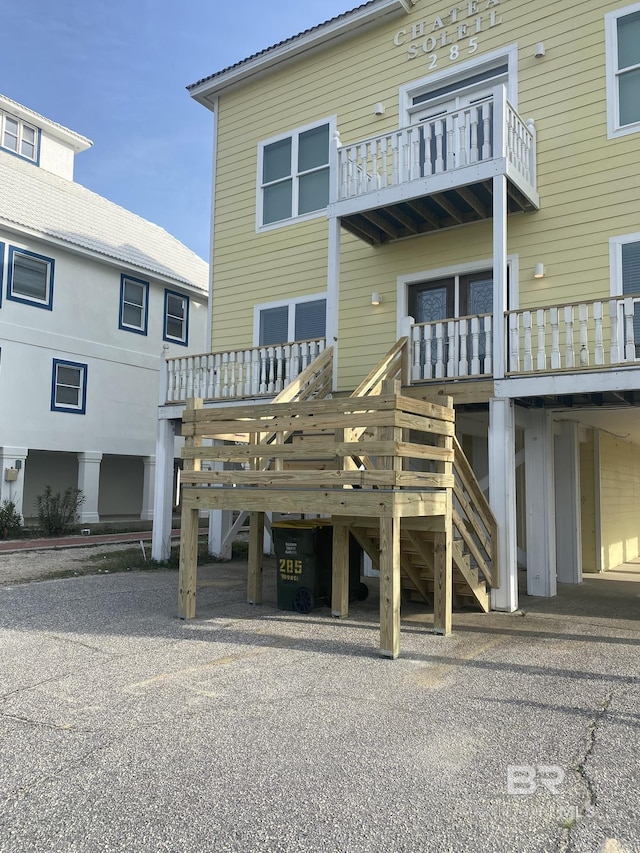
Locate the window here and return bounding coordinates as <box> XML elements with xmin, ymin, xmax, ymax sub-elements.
<box><xmin>606</xmin><ymin>4</ymin><xmax>640</xmax><ymax>138</ymax></box>
<box><xmin>7</xmin><ymin>247</ymin><xmax>54</xmax><ymax>309</ymax></box>
<box><xmin>255</xmin><ymin>296</ymin><xmax>326</xmax><ymax>346</ymax></box>
<box><xmin>119</xmin><ymin>275</ymin><xmax>149</xmax><ymax>334</ymax></box>
<box><xmin>51</xmin><ymin>359</ymin><xmax>87</xmax><ymax>414</ymax></box>
<box><xmin>164</xmin><ymin>290</ymin><xmax>189</xmax><ymax>345</ymax></box>
<box><xmin>0</xmin><ymin>111</ymin><xmax>39</xmax><ymax>162</ymax></box>
<box><xmin>610</xmin><ymin>233</ymin><xmax>640</xmax><ymax>356</ymax></box>
<box><xmin>258</xmin><ymin>120</ymin><xmax>332</xmax><ymax>228</ymax></box>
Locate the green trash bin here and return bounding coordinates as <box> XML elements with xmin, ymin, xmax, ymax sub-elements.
<box><xmin>272</xmin><ymin>520</ymin><xmax>332</xmax><ymax>613</ymax></box>
<box><xmin>272</xmin><ymin>520</ymin><xmax>368</xmax><ymax>614</ymax></box>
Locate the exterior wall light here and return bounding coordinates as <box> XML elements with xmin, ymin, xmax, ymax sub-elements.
<box><xmin>371</xmin><ymin>292</ymin><xmax>382</xmax><ymax>305</ymax></box>
<box><xmin>534</xmin><ymin>263</ymin><xmax>545</xmax><ymax>279</ymax></box>
<box><xmin>374</xmin><ymin>103</ymin><xmax>385</xmax><ymax>116</ymax></box>
<box><xmin>534</xmin><ymin>42</ymin><xmax>546</xmax><ymax>58</ymax></box>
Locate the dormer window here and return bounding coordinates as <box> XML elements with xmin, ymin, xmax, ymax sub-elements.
<box><xmin>1</xmin><ymin>111</ymin><xmax>38</xmax><ymax>162</ymax></box>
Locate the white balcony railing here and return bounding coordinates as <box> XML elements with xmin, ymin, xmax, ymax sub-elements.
<box><xmin>507</xmin><ymin>297</ymin><xmax>640</xmax><ymax>374</ymax></box>
<box><xmin>164</xmin><ymin>338</ymin><xmax>326</xmax><ymax>403</ymax></box>
<box><xmin>336</xmin><ymin>87</ymin><xmax>535</xmax><ymax>205</ymax></box>
<box><xmin>410</xmin><ymin>315</ymin><xmax>493</xmax><ymax>381</ymax></box>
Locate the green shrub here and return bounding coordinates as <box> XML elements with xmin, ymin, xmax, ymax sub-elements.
<box><xmin>0</xmin><ymin>500</ymin><xmax>23</xmax><ymax>539</ymax></box>
<box><xmin>35</xmin><ymin>486</ymin><xmax>85</xmax><ymax>536</ymax></box>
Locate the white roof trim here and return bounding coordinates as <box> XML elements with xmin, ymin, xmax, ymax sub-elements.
<box><xmin>189</xmin><ymin>0</ymin><xmax>413</xmax><ymax>107</ymax></box>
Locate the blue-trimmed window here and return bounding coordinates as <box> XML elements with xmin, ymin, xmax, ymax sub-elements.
<box><xmin>7</xmin><ymin>247</ymin><xmax>54</xmax><ymax>310</ymax></box>
<box><xmin>163</xmin><ymin>290</ymin><xmax>189</xmax><ymax>345</ymax></box>
<box><xmin>0</xmin><ymin>111</ymin><xmax>39</xmax><ymax>163</ymax></box>
<box><xmin>51</xmin><ymin>359</ymin><xmax>87</xmax><ymax>414</ymax></box>
<box><xmin>119</xmin><ymin>274</ymin><xmax>149</xmax><ymax>334</ymax></box>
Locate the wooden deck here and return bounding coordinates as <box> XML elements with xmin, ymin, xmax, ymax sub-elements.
<box><xmin>176</xmin><ymin>344</ymin><xmax>497</xmax><ymax>659</ymax></box>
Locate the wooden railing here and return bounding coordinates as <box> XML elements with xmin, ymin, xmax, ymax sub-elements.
<box><xmin>180</xmin><ymin>392</ymin><xmax>457</xmax><ymax>493</ymax></box>
<box><xmin>164</xmin><ymin>337</ymin><xmax>326</xmax><ymax>403</ymax></box>
<box><xmin>452</xmin><ymin>436</ymin><xmax>498</xmax><ymax>590</ymax></box>
<box><xmin>410</xmin><ymin>315</ymin><xmax>493</xmax><ymax>380</ymax></box>
<box><xmin>506</xmin><ymin>296</ymin><xmax>640</xmax><ymax>375</ymax></box>
<box><xmin>336</xmin><ymin>86</ymin><xmax>535</xmax><ymax>204</ymax></box>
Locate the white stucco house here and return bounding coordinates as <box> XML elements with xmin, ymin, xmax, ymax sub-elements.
<box><xmin>0</xmin><ymin>94</ymin><xmax>208</xmax><ymax>526</ymax></box>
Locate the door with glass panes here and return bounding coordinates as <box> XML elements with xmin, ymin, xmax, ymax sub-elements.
<box><xmin>409</xmin><ymin>65</ymin><xmax>507</xmax><ymax>174</ymax></box>
<box><xmin>408</xmin><ymin>271</ymin><xmax>493</xmax><ymax>375</ymax></box>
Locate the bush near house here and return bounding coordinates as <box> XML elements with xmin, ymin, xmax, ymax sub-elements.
<box><xmin>35</xmin><ymin>486</ymin><xmax>85</xmax><ymax>536</ymax></box>
<box><xmin>0</xmin><ymin>500</ymin><xmax>23</xmax><ymax>539</ymax></box>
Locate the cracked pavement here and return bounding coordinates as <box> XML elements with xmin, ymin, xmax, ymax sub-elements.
<box><xmin>0</xmin><ymin>558</ymin><xmax>639</xmax><ymax>853</ymax></box>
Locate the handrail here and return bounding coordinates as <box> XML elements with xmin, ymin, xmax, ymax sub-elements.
<box><xmin>452</xmin><ymin>435</ymin><xmax>498</xmax><ymax>588</ymax></box>
<box><xmin>351</xmin><ymin>336</ymin><xmax>408</xmax><ymax>398</ymax></box>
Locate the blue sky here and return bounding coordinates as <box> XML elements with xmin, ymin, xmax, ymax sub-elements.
<box><xmin>2</xmin><ymin>0</ymin><xmax>355</xmax><ymax>261</ymax></box>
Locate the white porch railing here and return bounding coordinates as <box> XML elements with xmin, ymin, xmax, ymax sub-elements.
<box><xmin>164</xmin><ymin>338</ymin><xmax>326</xmax><ymax>403</ymax></box>
<box><xmin>507</xmin><ymin>297</ymin><xmax>640</xmax><ymax>374</ymax></box>
<box><xmin>336</xmin><ymin>87</ymin><xmax>535</xmax><ymax>203</ymax></box>
<box><xmin>410</xmin><ymin>315</ymin><xmax>493</xmax><ymax>381</ymax></box>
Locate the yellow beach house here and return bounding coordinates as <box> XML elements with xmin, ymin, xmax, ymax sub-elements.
<box><xmin>153</xmin><ymin>0</ymin><xmax>640</xmax><ymax>652</ymax></box>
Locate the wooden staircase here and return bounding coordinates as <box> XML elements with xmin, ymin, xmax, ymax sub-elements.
<box><xmin>340</xmin><ymin>339</ymin><xmax>496</xmax><ymax>614</ymax></box>
<box><xmin>177</xmin><ymin>337</ymin><xmax>498</xmax><ymax>656</ymax></box>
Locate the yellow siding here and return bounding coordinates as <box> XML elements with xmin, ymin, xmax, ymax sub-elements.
<box><xmin>599</xmin><ymin>432</ymin><xmax>640</xmax><ymax>570</ymax></box>
<box><xmin>211</xmin><ymin>0</ymin><xmax>640</xmax><ymax>387</ymax></box>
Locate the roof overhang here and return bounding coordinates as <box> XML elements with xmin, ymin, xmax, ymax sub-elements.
<box><xmin>188</xmin><ymin>0</ymin><xmax>415</xmax><ymax>110</ymax></box>
<box><xmin>0</xmin><ymin>94</ymin><xmax>92</xmax><ymax>153</ymax></box>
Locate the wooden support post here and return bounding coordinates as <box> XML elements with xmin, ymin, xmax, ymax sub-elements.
<box><xmin>178</xmin><ymin>506</ymin><xmax>200</xmax><ymax>619</ymax></box>
<box><xmin>177</xmin><ymin>397</ymin><xmax>202</xmax><ymax>618</ymax></box>
<box><xmin>331</xmin><ymin>519</ymin><xmax>349</xmax><ymax>617</ymax></box>
<box><xmin>380</xmin><ymin>514</ymin><xmax>401</xmax><ymax>659</ymax></box>
<box><xmin>247</xmin><ymin>511</ymin><xmax>264</xmax><ymax>604</ymax></box>
<box><xmin>433</xmin><ymin>493</ymin><xmax>453</xmax><ymax>635</ymax></box>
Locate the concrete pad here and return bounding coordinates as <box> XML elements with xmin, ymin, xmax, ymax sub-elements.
<box><xmin>0</xmin><ymin>560</ymin><xmax>639</xmax><ymax>853</ymax></box>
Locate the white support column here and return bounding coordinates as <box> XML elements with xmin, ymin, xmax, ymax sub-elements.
<box><xmin>77</xmin><ymin>452</ymin><xmax>102</xmax><ymax>523</ymax></box>
<box><xmin>208</xmin><ymin>510</ymin><xmax>233</xmax><ymax>560</ymax></box>
<box><xmin>524</xmin><ymin>409</ymin><xmax>557</xmax><ymax>597</ymax></box>
<box><xmin>492</xmin><ymin>172</ymin><xmax>508</xmax><ymax>380</ymax></box>
<box><xmin>206</xmin><ymin>442</ymin><xmax>232</xmax><ymax>559</ymax></box>
<box><xmin>263</xmin><ymin>512</ymin><xmax>273</xmax><ymax>556</ymax></box>
<box><xmin>151</xmin><ymin>418</ymin><xmax>176</xmax><ymax>561</ymax></box>
<box><xmin>0</xmin><ymin>447</ymin><xmax>29</xmax><ymax>519</ymax></box>
<box><xmin>554</xmin><ymin>421</ymin><xmax>582</xmax><ymax>585</ymax></box>
<box><xmin>140</xmin><ymin>456</ymin><xmax>155</xmax><ymax>521</ymax></box>
<box><xmin>488</xmin><ymin>398</ymin><xmax>518</xmax><ymax>611</ymax></box>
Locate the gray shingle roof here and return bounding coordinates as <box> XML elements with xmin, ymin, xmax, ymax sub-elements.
<box><xmin>0</xmin><ymin>151</ymin><xmax>208</xmax><ymax>293</ymax></box>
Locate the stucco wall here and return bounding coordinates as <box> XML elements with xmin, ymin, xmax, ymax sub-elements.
<box><xmin>0</xmin><ymin>232</ymin><xmax>207</xmax><ymax>457</ymax></box>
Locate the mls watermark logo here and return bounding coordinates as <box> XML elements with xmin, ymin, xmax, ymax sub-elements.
<box><xmin>507</xmin><ymin>765</ymin><xmax>565</xmax><ymax>796</ymax></box>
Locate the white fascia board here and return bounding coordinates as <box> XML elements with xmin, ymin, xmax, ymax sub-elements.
<box><xmin>189</xmin><ymin>0</ymin><xmax>413</xmax><ymax>109</ymax></box>
<box><xmin>0</xmin><ymin>219</ymin><xmax>207</xmax><ymax>295</ymax></box>
<box><xmin>496</xmin><ymin>368</ymin><xmax>640</xmax><ymax>399</ymax></box>
<box><xmin>0</xmin><ymin>94</ymin><xmax>92</xmax><ymax>152</ymax></box>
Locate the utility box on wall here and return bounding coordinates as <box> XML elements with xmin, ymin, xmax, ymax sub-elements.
<box><xmin>4</xmin><ymin>468</ymin><xmax>18</xmax><ymax>482</ymax></box>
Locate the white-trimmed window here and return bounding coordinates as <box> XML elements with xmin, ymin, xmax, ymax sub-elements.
<box><xmin>258</xmin><ymin>119</ymin><xmax>332</xmax><ymax>228</ymax></box>
<box><xmin>254</xmin><ymin>295</ymin><xmax>327</xmax><ymax>346</ymax></box>
<box><xmin>164</xmin><ymin>290</ymin><xmax>189</xmax><ymax>345</ymax></box>
<box><xmin>1</xmin><ymin>111</ymin><xmax>38</xmax><ymax>162</ymax></box>
<box><xmin>7</xmin><ymin>247</ymin><xmax>54</xmax><ymax>309</ymax></box>
<box><xmin>605</xmin><ymin>4</ymin><xmax>640</xmax><ymax>138</ymax></box>
<box><xmin>119</xmin><ymin>275</ymin><xmax>149</xmax><ymax>334</ymax></box>
<box><xmin>51</xmin><ymin>359</ymin><xmax>87</xmax><ymax>414</ymax></box>
<box><xmin>610</xmin><ymin>233</ymin><xmax>640</xmax><ymax>355</ymax></box>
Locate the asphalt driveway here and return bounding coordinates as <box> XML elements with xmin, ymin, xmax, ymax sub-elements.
<box><xmin>0</xmin><ymin>559</ymin><xmax>638</xmax><ymax>853</ymax></box>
